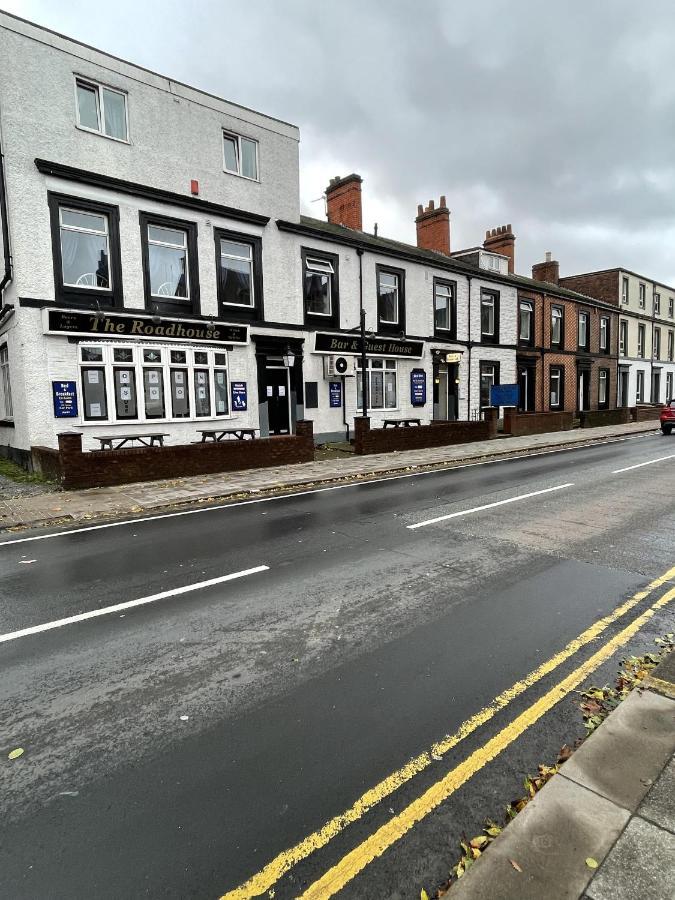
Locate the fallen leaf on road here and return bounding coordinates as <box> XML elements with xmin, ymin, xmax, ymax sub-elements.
<box><xmin>586</xmin><ymin>857</ymin><xmax>599</xmax><ymax>869</ymax></box>
<box><xmin>469</xmin><ymin>835</ymin><xmax>489</xmax><ymax>850</ymax></box>
<box><xmin>8</xmin><ymin>748</ymin><xmax>24</xmax><ymax>760</ymax></box>
<box><xmin>509</xmin><ymin>859</ymin><xmax>522</xmax><ymax>872</ymax></box>
<box><xmin>420</xmin><ymin>890</ymin><xmax>429</xmax><ymax>900</ymax></box>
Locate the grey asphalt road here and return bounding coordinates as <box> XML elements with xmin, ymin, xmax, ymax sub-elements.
<box><xmin>1</xmin><ymin>432</ymin><xmax>674</xmax><ymax>899</ymax></box>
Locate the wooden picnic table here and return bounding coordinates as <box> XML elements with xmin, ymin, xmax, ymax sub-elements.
<box><xmin>199</xmin><ymin>428</ymin><xmax>257</xmax><ymax>442</ymax></box>
<box><xmin>93</xmin><ymin>433</ymin><xmax>169</xmax><ymax>450</ymax></box>
<box><xmin>382</xmin><ymin>418</ymin><xmax>422</xmax><ymax>428</ymax></box>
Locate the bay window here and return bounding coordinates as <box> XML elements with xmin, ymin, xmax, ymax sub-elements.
<box><xmin>78</xmin><ymin>343</ymin><xmax>230</xmax><ymax>424</ymax></box>
<box><xmin>356</xmin><ymin>358</ymin><xmax>397</xmax><ymax>410</ymax></box>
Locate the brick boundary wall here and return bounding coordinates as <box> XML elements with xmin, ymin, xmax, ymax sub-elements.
<box><xmin>31</xmin><ymin>421</ymin><xmax>315</xmax><ymax>490</ymax></box>
<box><xmin>579</xmin><ymin>408</ymin><xmax>633</xmax><ymax>428</ymax></box>
<box><xmin>503</xmin><ymin>409</ymin><xmax>574</xmax><ymax>436</ymax></box>
<box><xmin>634</xmin><ymin>404</ymin><xmax>664</xmax><ymax>422</ymax></box>
<box><xmin>353</xmin><ymin>411</ymin><xmax>497</xmax><ymax>455</ymax></box>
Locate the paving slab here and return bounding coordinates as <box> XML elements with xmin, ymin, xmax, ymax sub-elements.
<box><xmin>559</xmin><ymin>689</ymin><xmax>675</xmax><ymax>812</ymax></box>
<box><xmin>446</xmin><ymin>774</ymin><xmax>629</xmax><ymax>900</ymax></box>
<box><xmin>638</xmin><ymin>757</ymin><xmax>675</xmax><ymax>834</ymax></box>
<box><xmin>586</xmin><ymin>815</ymin><xmax>675</xmax><ymax>900</ymax></box>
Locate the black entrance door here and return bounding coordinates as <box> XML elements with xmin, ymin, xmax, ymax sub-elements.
<box><xmin>266</xmin><ymin>367</ymin><xmax>290</xmax><ymax>435</ymax></box>
<box><xmin>518</xmin><ymin>364</ymin><xmax>536</xmax><ymax>411</ymax></box>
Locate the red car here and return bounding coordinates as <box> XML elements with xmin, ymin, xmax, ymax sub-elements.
<box><xmin>661</xmin><ymin>401</ymin><xmax>675</xmax><ymax>434</ymax></box>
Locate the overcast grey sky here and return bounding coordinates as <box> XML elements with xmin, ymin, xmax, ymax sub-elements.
<box><xmin>5</xmin><ymin>0</ymin><xmax>675</xmax><ymax>284</ymax></box>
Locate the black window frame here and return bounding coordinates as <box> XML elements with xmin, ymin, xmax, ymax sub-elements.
<box><xmin>637</xmin><ymin>323</ymin><xmax>646</xmax><ymax>358</ymax></box>
<box><xmin>48</xmin><ymin>192</ymin><xmax>123</xmax><ymax>310</ymax></box>
<box><xmin>433</xmin><ymin>277</ymin><xmax>457</xmax><ymax>338</ymax></box>
<box><xmin>302</xmin><ymin>247</ymin><xmax>340</xmax><ymax>328</ymax></box>
<box><xmin>599</xmin><ymin>315</ymin><xmax>610</xmax><ymax>353</ymax></box>
<box><xmin>654</xmin><ymin>327</ymin><xmax>661</xmax><ymax>360</ymax></box>
<box><xmin>479</xmin><ymin>359</ymin><xmax>500</xmax><ymax>408</ymax></box>
<box><xmin>669</xmin><ymin>298</ymin><xmax>674</xmax><ymax>319</ymax></box>
<box><xmin>550</xmin><ymin>304</ymin><xmax>564</xmax><ymax>348</ymax></box>
<box><xmin>518</xmin><ymin>298</ymin><xmax>535</xmax><ymax>347</ymax></box>
<box><xmin>549</xmin><ymin>364</ymin><xmax>565</xmax><ymax>411</ymax></box>
<box><xmin>214</xmin><ymin>227</ymin><xmax>264</xmax><ymax>322</ymax></box>
<box><xmin>598</xmin><ymin>367</ymin><xmax>610</xmax><ymax>409</ymax></box>
<box><xmin>620</xmin><ymin>319</ymin><xmax>628</xmax><ymax>357</ymax></box>
<box><xmin>376</xmin><ymin>264</ymin><xmax>406</xmax><ymax>335</ymax></box>
<box><xmin>480</xmin><ymin>289</ymin><xmax>500</xmax><ymax>344</ymax></box>
<box><xmin>139</xmin><ymin>211</ymin><xmax>200</xmax><ymax>316</ymax></box>
<box><xmin>578</xmin><ymin>310</ymin><xmax>590</xmax><ymax>351</ymax></box>
<box><xmin>638</xmin><ymin>282</ymin><xmax>646</xmax><ymax>308</ymax></box>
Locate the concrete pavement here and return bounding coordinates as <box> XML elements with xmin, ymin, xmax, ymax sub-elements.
<box><xmin>446</xmin><ymin>652</ymin><xmax>675</xmax><ymax>900</ymax></box>
<box><xmin>0</xmin><ymin>420</ymin><xmax>660</xmax><ymax>531</ymax></box>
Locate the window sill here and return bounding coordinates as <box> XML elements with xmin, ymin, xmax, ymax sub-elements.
<box><xmin>76</xmin><ymin>124</ymin><xmax>130</xmax><ymax>145</ymax></box>
<box><xmin>0</xmin><ymin>418</ymin><xmax>15</xmax><ymax>428</ymax></box>
<box><xmin>78</xmin><ymin>415</ymin><xmax>242</xmax><ymax>428</ymax></box>
<box><xmin>222</xmin><ymin>169</ymin><xmax>260</xmax><ymax>184</ymax></box>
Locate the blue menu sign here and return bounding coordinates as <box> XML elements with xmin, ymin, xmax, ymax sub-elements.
<box><xmin>329</xmin><ymin>381</ymin><xmax>342</xmax><ymax>408</ymax></box>
<box><xmin>410</xmin><ymin>369</ymin><xmax>426</xmax><ymax>407</ymax></box>
<box><xmin>52</xmin><ymin>380</ymin><xmax>78</xmax><ymax>418</ymax></box>
<box><xmin>231</xmin><ymin>381</ymin><xmax>247</xmax><ymax>412</ymax></box>
<box><xmin>490</xmin><ymin>384</ymin><xmax>519</xmax><ymax>407</ymax></box>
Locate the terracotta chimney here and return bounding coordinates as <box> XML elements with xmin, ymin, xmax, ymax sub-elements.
<box><xmin>415</xmin><ymin>196</ymin><xmax>451</xmax><ymax>255</ymax></box>
<box><xmin>325</xmin><ymin>174</ymin><xmax>363</xmax><ymax>230</ymax></box>
<box><xmin>483</xmin><ymin>224</ymin><xmax>516</xmax><ymax>273</ymax></box>
<box><xmin>532</xmin><ymin>251</ymin><xmax>560</xmax><ymax>285</ymax></box>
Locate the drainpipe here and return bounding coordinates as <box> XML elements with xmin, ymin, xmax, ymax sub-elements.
<box><xmin>342</xmin><ymin>373</ymin><xmax>348</xmax><ymax>441</ymax></box>
<box><xmin>0</xmin><ymin>142</ymin><xmax>12</xmax><ymax>297</ymax></box>
<box><xmin>466</xmin><ymin>274</ymin><xmax>472</xmax><ymax>419</ymax></box>
<box><xmin>357</xmin><ymin>248</ymin><xmax>368</xmax><ymax>417</ymax></box>
<box><xmin>540</xmin><ymin>294</ymin><xmax>546</xmax><ymax>411</ymax></box>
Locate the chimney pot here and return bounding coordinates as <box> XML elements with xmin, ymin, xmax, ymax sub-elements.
<box><xmin>428</xmin><ymin>199</ymin><xmax>435</xmax><ymax>211</ymax></box>
<box><xmin>545</xmin><ymin>251</ymin><xmax>552</xmax><ymax>262</ymax></box>
<box><xmin>417</xmin><ymin>204</ymin><xmax>423</xmax><ymax>216</ymax></box>
<box><xmin>440</xmin><ymin>195</ymin><xmax>446</xmax><ymax>207</ymax></box>
<box><xmin>325</xmin><ymin>173</ymin><xmax>363</xmax><ymax>231</ymax></box>
<box><xmin>483</xmin><ymin>222</ymin><xmax>517</xmax><ymax>274</ymax></box>
<box><xmin>415</xmin><ymin>194</ymin><xmax>451</xmax><ymax>255</ymax></box>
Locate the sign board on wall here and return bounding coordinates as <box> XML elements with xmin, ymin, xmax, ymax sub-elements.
<box><xmin>314</xmin><ymin>332</ymin><xmax>424</xmax><ymax>359</ymax></box>
<box><xmin>44</xmin><ymin>309</ymin><xmax>248</xmax><ymax>345</ymax></box>
<box><xmin>410</xmin><ymin>369</ymin><xmax>427</xmax><ymax>407</ymax></box>
<box><xmin>52</xmin><ymin>380</ymin><xmax>78</xmax><ymax>418</ymax></box>
<box><xmin>231</xmin><ymin>382</ymin><xmax>248</xmax><ymax>411</ymax></box>
<box><xmin>329</xmin><ymin>381</ymin><xmax>342</xmax><ymax>408</ymax></box>
<box><xmin>490</xmin><ymin>384</ymin><xmax>519</xmax><ymax>407</ymax></box>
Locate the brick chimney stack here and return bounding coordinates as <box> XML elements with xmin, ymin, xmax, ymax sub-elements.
<box><xmin>532</xmin><ymin>251</ymin><xmax>560</xmax><ymax>285</ymax></box>
<box><xmin>484</xmin><ymin>224</ymin><xmax>516</xmax><ymax>273</ymax></box>
<box><xmin>415</xmin><ymin>196</ymin><xmax>451</xmax><ymax>255</ymax></box>
<box><xmin>325</xmin><ymin>174</ymin><xmax>363</xmax><ymax>230</ymax></box>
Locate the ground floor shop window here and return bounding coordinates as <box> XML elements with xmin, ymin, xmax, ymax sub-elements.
<box><xmin>0</xmin><ymin>344</ymin><xmax>13</xmax><ymax>420</ymax></box>
<box><xmin>479</xmin><ymin>361</ymin><xmax>499</xmax><ymax>408</ymax></box>
<box><xmin>78</xmin><ymin>343</ymin><xmax>229</xmax><ymax>424</ymax></box>
<box><xmin>356</xmin><ymin>358</ymin><xmax>397</xmax><ymax>410</ymax></box>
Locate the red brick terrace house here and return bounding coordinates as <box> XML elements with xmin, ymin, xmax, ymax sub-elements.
<box><xmin>509</xmin><ymin>254</ymin><xmax>619</xmax><ymax>414</ymax></box>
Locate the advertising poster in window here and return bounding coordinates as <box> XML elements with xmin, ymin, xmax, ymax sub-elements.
<box><xmin>231</xmin><ymin>382</ymin><xmax>247</xmax><ymax>411</ymax></box>
<box><xmin>52</xmin><ymin>381</ymin><xmax>78</xmax><ymax>418</ymax></box>
<box><xmin>410</xmin><ymin>369</ymin><xmax>426</xmax><ymax>407</ymax></box>
<box><xmin>329</xmin><ymin>381</ymin><xmax>342</xmax><ymax>408</ymax></box>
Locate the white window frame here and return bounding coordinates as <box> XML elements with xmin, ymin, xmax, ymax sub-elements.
<box><xmin>378</xmin><ymin>271</ymin><xmax>400</xmax><ymax>326</ymax></box>
<box><xmin>654</xmin><ymin>293</ymin><xmax>661</xmax><ymax>315</ymax></box>
<box><xmin>59</xmin><ymin>206</ymin><xmax>111</xmax><ymax>291</ymax></box>
<box><xmin>669</xmin><ymin>298</ymin><xmax>674</xmax><ymax>319</ymax></box>
<box><xmin>621</xmin><ymin>277</ymin><xmax>629</xmax><ymax>304</ymax></box>
<box><xmin>639</xmin><ymin>283</ymin><xmax>646</xmax><ymax>308</ymax></box>
<box><xmin>0</xmin><ymin>344</ymin><xmax>13</xmax><ymax>420</ymax></box>
<box><xmin>620</xmin><ymin>319</ymin><xmax>628</xmax><ymax>356</ymax></box>
<box><xmin>549</xmin><ymin>366</ymin><xmax>562</xmax><ymax>409</ymax></box>
<box><xmin>636</xmin><ymin>370</ymin><xmax>645</xmax><ymax>402</ymax></box>
<box><xmin>654</xmin><ymin>327</ymin><xmax>661</xmax><ymax>360</ymax></box>
<box><xmin>75</xmin><ymin>77</ymin><xmax>129</xmax><ymax>142</ymax></box>
<box><xmin>599</xmin><ymin>316</ymin><xmax>609</xmax><ymax>352</ymax></box>
<box><xmin>599</xmin><ymin>369</ymin><xmax>608</xmax><ymax>405</ymax></box>
<box><xmin>77</xmin><ymin>343</ymin><xmax>231</xmax><ymax>425</ymax></box>
<box><xmin>356</xmin><ymin>358</ymin><xmax>398</xmax><ymax>411</ymax></box>
<box><xmin>222</xmin><ymin>130</ymin><xmax>259</xmax><ymax>181</ymax></box>
<box><xmin>551</xmin><ymin>306</ymin><xmax>563</xmax><ymax>345</ymax></box>
<box><xmin>519</xmin><ymin>300</ymin><xmax>533</xmax><ymax>342</ymax></box>
<box><xmin>638</xmin><ymin>324</ymin><xmax>646</xmax><ymax>358</ymax></box>
<box><xmin>668</xmin><ymin>331</ymin><xmax>674</xmax><ymax>362</ymax></box>
<box><xmin>434</xmin><ymin>281</ymin><xmax>454</xmax><ymax>332</ymax></box>
<box><xmin>219</xmin><ymin>239</ymin><xmax>255</xmax><ymax>308</ymax></box>
<box><xmin>578</xmin><ymin>311</ymin><xmax>589</xmax><ymax>349</ymax></box>
<box><xmin>481</xmin><ymin>292</ymin><xmax>495</xmax><ymax>337</ymax></box>
<box><xmin>148</xmin><ymin>225</ymin><xmax>190</xmax><ymax>301</ymax></box>
<box><xmin>304</xmin><ymin>256</ymin><xmax>334</xmax><ymax>317</ymax></box>
<box><xmin>667</xmin><ymin>372</ymin><xmax>673</xmax><ymax>401</ymax></box>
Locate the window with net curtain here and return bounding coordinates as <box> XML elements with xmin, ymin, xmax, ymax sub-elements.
<box><xmin>378</xmin><ymin>272</ymin><xmax>399</xmax><ymax>324</ymax></box>
<box><xmin>219</xmin><ymin>239</ymin><xmax>253</xmax><ymax>306</ymax></box>
<box><xmin>76</xmin><ymin>79</ymin><xmax>127</xmax><ymax>141</ymax></box>
<box><xmin>59</xmin><ymin>208</ymin><xmax>110</xmax><ymax>288</ymax></box>
<box><xmin>148</xmin><ymin>225</ymin><xmax>189</xmax><ymax>299</ymax></box>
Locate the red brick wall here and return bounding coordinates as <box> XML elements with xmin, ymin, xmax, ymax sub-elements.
<box><xmin>579</xmin><ymin>408</ymin><xmax>632</xmax><ymax>427</ymax></box>
<box><xmin>484</xmin><ymin>225</ymin><xmax>515</xmax><ymax>273</ymax></box>
<box><xmin>353</xmin><ymin>412</ymin><xmax>496</xmax><ymax>455</ymax></box>
<box><xmin>47</xmin><ymin>422</ymin><xmax>315</xmax><ymax>490</ymax></box>
<box><xmin>326</xmin><ymin>174</ymin><xmax>363</xmax><ymax>231</ymax></box>
<box><xmin>503</xmin><ymin>410</ymin><xmax>574</xmax><ymax>436</ymax></box>
<box><xmin>558</xmin><ymin>271</ymin><xmax>620</xmax><ymax>306</ymax></box>
<box><xmin>416</xmin><ymin>200</ymin><xmax>451</xmax><ymax>255</ymax></box>
<box><xmin>634</xmin><ymin>405</ymin><xmax>663</xmax><ymax>421</ymax></box>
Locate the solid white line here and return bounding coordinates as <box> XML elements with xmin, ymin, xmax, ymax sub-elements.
<box><xmin>407</xmin><ymin>483</ymin><xmax>574</xmax><ymax>530</ymax></box>
<box><xmin>612</xmin><ymin>454</ymin><xmax>675</xmax><ymax>474</ymax></box>
<box><xmin>0</xmin><ymin>565</ymin><xmax>269</xmax><ymax>644</ymax></box>
<box><xmin>0</xmin><ymin>432</ymin><xmax>654</xmax><ymax>548</ymax></box>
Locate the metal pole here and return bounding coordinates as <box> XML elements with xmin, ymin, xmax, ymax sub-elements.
<box><xmin>360</xmin><ymin>306</ymin><xmax>368</xmax><ymax>416</ymax></box>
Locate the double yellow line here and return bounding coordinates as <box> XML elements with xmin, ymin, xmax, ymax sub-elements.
<box><xmin>221</xmin><ymin>565</ymin><xmax>675</xmax><ymax>900</ymax></box>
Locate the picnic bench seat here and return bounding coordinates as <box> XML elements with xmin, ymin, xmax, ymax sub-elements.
<box><xmin>382</xmin><ymin>418</ymin><xmax>422</xmax><ymax>428</ymax></box>
<box><xmin>199</xmin><ymin>428</ymin><xmax>257</xmax><ymax>442</ymax></box>
<box><xmin>93</xmin><ymin>433</ymin><xmax>169</xmax><ymax>450</ymax></box>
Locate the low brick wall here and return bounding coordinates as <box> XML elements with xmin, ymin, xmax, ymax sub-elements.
<box><xmin>31</xmin><ymin>445</ymin><xmax>63</xmax><ymax>481</ymax></box>
<box><xmin>36</xmin><ymin>421</ymin><xmax>315</xmax><ymax>490</ymax></box>
<box><xmin>353</xmin><ymin>412</ymin><xmax>497</xmax><ymax>455</ymax></box>
<box><xmin>634</xmin><ymin>404</ymin><xmax>663</xmax><ymax>422</ymax></box>
<box><xmin>503</xmin><ymin>410</ymin><xmax>574</xmax><ymax>437</ymax></box>
<box><xmin>579</xmin><ymin>408</ymin><xmax>632</xmax><ymax>428</ymax></box>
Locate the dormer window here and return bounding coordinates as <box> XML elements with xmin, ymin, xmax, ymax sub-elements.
<box><xmin>223</xmin><ymin>131</ymin><xmax>259</xmax><ymax>180</ymax></box>
<box><xmin>75</xmin><ymin>78</ymin><xmax>128</xmax><ymax>141</ymax></box>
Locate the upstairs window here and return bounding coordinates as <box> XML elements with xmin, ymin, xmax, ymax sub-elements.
<box><xmin>621</xmin><ymin>277</ymin><xmax>629</xmax><ymax>304</ymax></box>
<box><xmin>654</xmin><ymin>327</ymin><xmax>661</xmax><ymax>359</ymax></box>
<box><xmin>578</xmin><ymin>311</ymin><xmax>590</xmax><ymax>350</ymax></box>
<box><xmin>669</xmin><ymin>330</ymin><xmax>674</xmax><ymax>362</ymax></box>
<box><xmin>669</xmin><ymin>298</ymin><xmax>674</xmax><ymax>318</ymax></box>
<box><xmin>639</xmin><ymin>282</ymin><xmax>646</xmax><ymax>308</ymax></box>
<box><xmin>519</xmin><ymin>299</ymin><xmax>534</xmax><ymax>344</ymax></box>
<box><xmin>655</xmin><ymin>293</ymin><xmax>661</xmax><ymax>315</ymax></box>
<box><xmin>140</xmin><ymin>213</ymin><xmax>199</xmax><ymax>315</ymax></box>
<box><xmin>223</xmin><ymin>131</ymin><xmax>259</xmax><ymax>180</ymax></box>
<box><xmin>434</xmin><ymin>279</ymin><xmax>456</xmax><ymax>335</ymax></box>
<box><xmin>480</xmin><ymin>289</ymin><xmax>499</xmax><ymax>342</ymax></box>
<box><xmin>376</xmin><ymin>265</ymin><xmax>405</xmax><ymax>333</ymax></box>
<box><xmin>216</xmin><ymin>230</ymin><xmax>263</xmax><ymax>320</ymax></box>
<box><xmin>599</xmin><ymin>316</ymin><xmax>610</xmax><ymax>352</ymax></box>
<box><xmin>637</xmin><ymin>323</ymin><xmax>646</xmax><ymax>358</ymax></box>
<box><xmin>551</xmin><ymin>306</ymin><xmax>563</xmax><ymax>346</ymax></box>
<box><xmin>305</xmin><ymin>257</ymin><xmax>334</xmax><ymax>316</ymax></box>
<box><xmin>76</xmin><ymin>78</ymin><xmax>128</xmax><ymax>141</ymax></box>
<box><xmin>619</xmin><ymin>320</ymin><xmax>628</xmax><ymax>356</ymax></box>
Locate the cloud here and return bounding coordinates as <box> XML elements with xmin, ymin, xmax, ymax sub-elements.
<box><xmin>6</xmin><ymin>0</ymin><xmax>675</xmax><ymax>283</ymax></box>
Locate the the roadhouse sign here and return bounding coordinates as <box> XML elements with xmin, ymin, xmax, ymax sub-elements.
<box><xmin>314</xmin><ymin>332</ymin><xmax>423</xmax><ymax>358</ymax></box>
<box><xmin>44</xmin><ymin>308</ymin><xmax>248</xmax><ymax>345</ymax></box>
